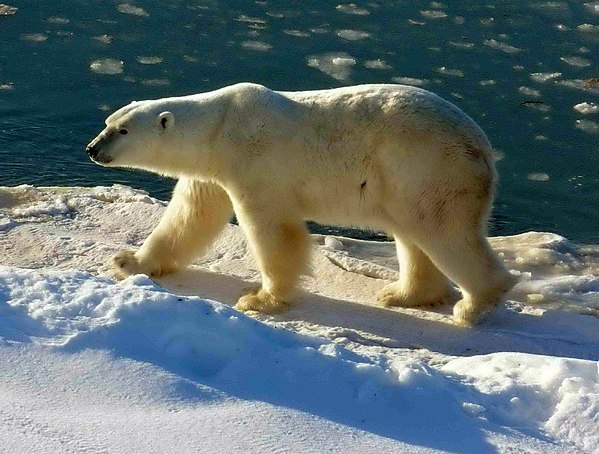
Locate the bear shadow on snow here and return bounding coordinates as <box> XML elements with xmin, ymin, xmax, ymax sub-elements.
<box><xmin>156</xmin><ymin>266</ymin><xmax>598</xmax><ymax>361</ymax></box>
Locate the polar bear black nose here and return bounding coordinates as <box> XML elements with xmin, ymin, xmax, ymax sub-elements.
<box><xmin>86</xmin><ymin>144</ymin><xmax>99</xmax><ymax>159</ymax></box>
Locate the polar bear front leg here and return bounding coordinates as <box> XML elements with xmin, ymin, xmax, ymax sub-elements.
<box><xmin>111</xmin><ymin>178</ymin><xmax>233</xmax><ymax>279</ymax></box>
<box><xmin>377</xmin><ymin>237</ymin><xmax>458</xmax><ymax>308</ymax></box>
<box><xmin>233</xmin><ymin>204</ymin><xmax>310</xmax><ymax>314</ymax></box>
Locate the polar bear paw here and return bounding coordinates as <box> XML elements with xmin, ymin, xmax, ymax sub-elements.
<box><xmin>377</xmin><ymin>282</ymin><xmax>459</xmax><ymax>308</ymax></box>
<box><xmin>452</xmin><ymin>298</ymin><xmax>492</xmax><ymax>327</ymax></box>
<box><xmin>110</xmin><ymin>250</ymin><xmax>170</xmax><ymax>280</ymax></box>
<box><xmin>234</xmin><ymin>287</ymin><xmax>288</xmax><ymax>314</ymax></box>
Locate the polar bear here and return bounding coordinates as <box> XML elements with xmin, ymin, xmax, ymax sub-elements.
<box><xmin>86</xmin><ymin>83</ymin><xmax>516</xmax><ymax>326</ymax></box>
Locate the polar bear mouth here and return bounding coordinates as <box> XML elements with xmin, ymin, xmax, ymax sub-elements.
<box><xmin>86</xmin><ymin>142</ymin><xmax>113</xmax><ymax>165</ymax></box>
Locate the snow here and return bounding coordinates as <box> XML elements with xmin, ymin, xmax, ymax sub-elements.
<box><xmin>0</xmin><ymin>185</ymin><xmax>597</xmax><ymax>453</ymax></box>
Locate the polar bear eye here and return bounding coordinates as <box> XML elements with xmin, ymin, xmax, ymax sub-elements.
<box><xmin>119</xmin><ymin>129</ymin><xmax>128</xmax><ymax>135</ymax></box>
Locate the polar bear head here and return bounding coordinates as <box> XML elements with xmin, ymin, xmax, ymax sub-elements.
<box><xmin>86</xmin><ymin>101</ymin><xmax>176</xmax><ymax>171</ymax></box>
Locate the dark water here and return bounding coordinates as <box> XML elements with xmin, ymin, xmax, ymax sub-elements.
<box><xmin>0</xmin><ymin>1</ymin><xmax>598</xmax><ymax>242</ymax></box>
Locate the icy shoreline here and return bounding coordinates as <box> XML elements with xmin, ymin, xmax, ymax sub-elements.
<box><xmin>0</xmin><ymin>185</ymin><xmax>597</xmax><ymax>453</ymax></box>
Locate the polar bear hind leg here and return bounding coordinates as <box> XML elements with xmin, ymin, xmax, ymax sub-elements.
<box><xmin>111</xmin><ymin>178</ymin><xmax>233</xmax><ymax>279</ymax></box>
<box><xmin>415</xmin><ymin>229</ymin><xmax>518</xmax><ymax>326</ymax></box>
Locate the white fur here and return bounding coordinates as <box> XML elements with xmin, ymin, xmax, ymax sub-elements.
<box><xmin>89</xmin><ymin>83</ymin><xmax>517</xmax><ymax>326</ymax></box>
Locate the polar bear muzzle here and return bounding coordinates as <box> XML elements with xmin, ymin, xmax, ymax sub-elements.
<box><xmin>86</xmin><ymin>130</ymin><xmax>115</xmax><ymax>165</ymax></box>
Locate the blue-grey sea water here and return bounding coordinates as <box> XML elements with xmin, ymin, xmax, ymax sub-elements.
<box><xmin>0</xmin><ymin>1</ymin><xmax>597</xmax><ymax>241</ymax></box>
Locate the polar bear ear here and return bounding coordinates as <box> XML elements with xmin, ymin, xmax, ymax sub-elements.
<box><xmin>157</xmin><ymin>111</ymin><xmax>174</xmax><ymax>130</ymax></box>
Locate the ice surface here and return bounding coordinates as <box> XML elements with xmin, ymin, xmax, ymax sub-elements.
<box><xmin>20</xmin><ymin>33</ymin><xmax>48</xmax><ymax>42</ymax></box>
<box><xmin>391</xmin><ymin>76</ymin><xmax>429</xmax><ymax>86</ymax></box>
<box><xmin>420</xmin><ymin>10</ymin><xmax>448</xmax><ymax>20</ymax></box>
<box><xmin>584</xmin><ymin>2</ymin><xmax>599</xmax><ymax>15</ymax></box>
<box><xmin>575</xmin><ymin>119</ymin><xmax>599</xmax><ymax>134</ymax></box>
<box><xmin>117</xmin><ymin>3</ymin><xmax>149</xmax><ymax>17</ymax></box>
<box><xmin>519</xmin><ymin>86</ymin><xmax>541</xmax><ymax>97</ymax></box>
<box><xmin>0</xmin><ymin>4</ymin><xmax>17</xmax><ymax>16</ymax></box>
<box><xmin>0</xmin><ymin>186</ymin><xmax>597</xmax><ymax>452</ymax></box>
<box><xmin>527</xmin><ymin>172</ymin><xmax>550</xmax><ymax>182</ymax></box>
<box><xmin>574</xmin><ymin>102</ymin><xmax>599</xmax><ymax>114</ymax></box>
<box><xmin>90</xmin><ymin>58</ymin><xmax>124</xmax><ymax>75</ymax></box>
<box><xmin>141</xmin><ymin>79</ymin><xmax>170</xmax><ymax>86</ymax></box>
<box><xmin>336</xmin><ymin>29</ymin><xmax>371</xmax><ymax>41</ymax></box>
<box><xmin>560</xmin><ymin>56</ymin><xmax>592</xmax><ymax>67</ymax></box>
<box><xmin>336</xmin><ymin>4</ymin><xmax>370</xmax><ymax>16</ymax></box>
<box><xmin>241</xmin><ymin>40</ymin><xmax>272</xmax><ymax>52</ymax></box>
<box><xmin>530</xmin><ymin>72</ymin><xmax>562</xmax><ymax>83</ymax></box>
<box><xmin>435</xmin><ymin>66</ymin><xmax>464</xmax><ymax>77</ymax></box>
<box><xmin>136</xmin><ymin>56</ymin><xmax>163</xmax><ymax>65</ymax></box>
<box><xmin>364</xmin><ymin>59</ymin><xmax>392</xmax><ymax>70</ymax></box>
<box><xmin>307</xmin><ymin>52</ymin><xmax>356</xmax><ymax>81</ymax></box>
<box><xmin>483</xmin><ymin>39</ymin><xmax>523</xmax><ymax>54</ymax></box>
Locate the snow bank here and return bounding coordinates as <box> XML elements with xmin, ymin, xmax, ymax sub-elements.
<box><xmin>1</xmin><ymin>266</ymin><xmax>595</xmax><ymax>452</ymax></box>
<box><xmin>0</xmin><ymin>185</ymin><xmax>598</xmax><ymax>452</ymax></box>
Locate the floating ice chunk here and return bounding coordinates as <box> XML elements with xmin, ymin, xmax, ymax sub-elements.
<box><xmin>479</xmin><ymin>79</ymin><xmax>496</xmax><ymax>86</ymax></box>
<box><xmin>46</xmin><ymin>16</ymin><xmax>69</xmax><ymax>24</ymax></box>
<box><xmin>241</xmin><ymin>40</ymin><xmax>272</xmax><ymax>51</ymax></box>
<box><xmin>521</xmin><ymin>100</ymin><xmax>550</xmax><ymax>112</ymax></box>
<box><xmin>575</xmin><ymin>119</ymin><xmax>599</xmax><ymax>134</ymax></box>
<box><xmin>283</xmin><ymin>29</ymin><xmax>310</xmax><ymax>37</ymax></box>
<box><xmin>336</xmin><ymin>29</ymin><xmax>370</xmax><ymax>40</ymax></box>
<box><xmin>117</xmin><ymin>3</ymin><xmax>149</xmax><ymax>17</ymax></box>
<box><xmin>332</xmin><ymin>57</ymin><xmax>356</xmax><ymax>66</ymax></box>
<box><xmin>235</xmin><ymin>15</ymin><xmax>267</xmax><ymax>24</ymax></box>
<box><xmin>310</xmin><ymin>26</ymin><xmax>329</xmax><ymax>34</ymax></box>
<box><xmin>453</xmin><ymin>16</ymin><xmax>465</xmax><ymax>25</ymax></box>
<box><xmin>574</xmin><ymin>102</ymin><xmax>599</xmax><ymax>114</ymax></box>
<box><xmin>90</xmin><ymin>58</ymin><xmax>124</xmax><ymax>75</ymax></box>
<box><xmin>0</xmin><ymin>4</ymin><xmax>17</xmax><ymax>16</ymax></box>
<box><xmin>142</xmin><ymin>79</ymin><xmax>170</xmax><ymax>86</ymax></box>
<box><xmin>391</xmin><ymin>76</ymin><xmax>429</xmax><ymax>86</ymax></box>
<box><xmin>483</xmin><ymin>39</ymin><xmax>523</xmax><ymax>54</ymax></box>
<box><xmin>430</xmin><ymin>2</ymin><xmax>446</xmax><ymax>8</ymax></box>
<box><xmin>531</xmin><ymin>1</ymin><xmax>571</xmax><ymax>18</ymax></box>
<box><xmin>136</xmin><ymin>56</ymin><xmax>163</xmax><ymax>64</ymax></box>
<box><xmin>530</xmin><ymin>72</ymin><xmax>561</xmax><ymax>83</ymax></box>
<box><xmin>560</xmin><ymin>56</ymin><xmax>592</xmax><ymax>67</ymax></box>
<box><xmin>307</xmin><ymin>52</ymin><xmax>356</xmax><ymax>81</ymax></box>
<box><xmin>557</xmin><ymin>79</ymin><xmax>599</xmax><ymax>95</ymax></box>
<box><xmin>519</xmin><ymin>86</ymin><xmax>541</xmax><ymax>97</ymax></box>
<box><xmin>20</xmin><ymin>33</ymin><xmax>48</xmax><ymax>42</ymax></box>
<box><xmin>435</xmin><ymin>66</ymin><xmax>464</xmax><ymax>77</ymax></box>
<box><xmin>528</xmin><ymin>173</ymin><xmax>550</xmax><ymax>182</ymax></box>
<box><xmin>584</xmin><ymin>2</ymin><xmax>599</xmax><ymax>15</ymax></box>
<box><xmin>577</xmin><ymin>23</ymin><xmax>599</xmax><ymax>33</ymax></box>
<box><xmin>408</xmin><ymin>19</ymin><xmax>426</xmax><ymax>26</ymax></box>
<box><xmin>364</xmin><ymin>59</ymin><xmax>391</xmax><ymax>70</ymax></box>
<box><xmin>93</xmin><ymin>34</ymin><xmax>113</xmax><ymax>44</ymax></box>
<box><xmin>335</xmin><ymin>4</ymin><xmax>370</xmax><ymax>15</ymax></box>
<box><xmin>555</xmin><ymin>23</ymin><xmax>570</xmax><ymax>31</ymax></box>
<box><xmin>420</xmin><ymin>10</ymin><xmax>447</xmax><ymax>19</ymax></box>
<box><xmin>0</xmin><ymin>82</ymin><xmax>14</xmax><ymax>90</ymax></box>
<box><xmin>449</xmin><ymin>41</ymin><xmax>474</xmax><ymax>49</ymax></box>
